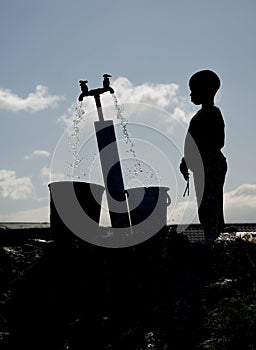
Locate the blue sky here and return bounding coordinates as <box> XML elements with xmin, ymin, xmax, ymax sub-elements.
<box><xmin>0</xmin><ymin>0</ymin><xmax>255</xmax><ymax>224</ymax></box>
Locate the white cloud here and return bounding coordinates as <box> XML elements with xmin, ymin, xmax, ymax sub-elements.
<box><xmin>41</xmin><ymin>166</ymin><xmax>51</xmax><ymax>180</ymax></box>
<box><xmin>24</xmin><ymin>149</ymin><xmax>50</xmax><ymax>160</ymax></box>
<box><xmin>41</xmin><ymin>166</ymin><xmax>65</xmax><ymax>184</ymax></box>
<box><xmin>0</xmin><ymin>85</ymin><xmax>64</xmax><ymax>112</ymax></box>
<box><xmin>113</xmin><ymin>77</ymin><xmax>180</xmax><ymax>108</ymax></box>
<box><xmin>170</xmin><ymin>183</ymin><xmax>256</xmax><ymax>226</ymax></box>
<box><xmin>227</xmin><ymin>184</ymin><xmax>256</xmax><ymax>197</ymax></box>
<box><xmin>58</xmin><ymin>77</ymin><xmax>191</xmax><ymax>127</ymax></box>
<box><xmin>0</xmin><ymin>169</ymin><xmax>34</xmax><ymax>200</ymax></box>
<box><xmin>224</xmin><ymin>184</ymin><xmax>256</xmax><ymax>223</ymax></box>
<box><xmin>0</xmin><ymin>206</ymin><xmax>49</xmax><ymax>222</ymax></box>
<box><xmin>58</xmin><ymin>102</ymin><xmax>77</xmax><ymax>126</ymax></box>
<box><xmin>169</xmin><ymin>199</ymin><xmax>198</xmax><ymax>226</ymax></box>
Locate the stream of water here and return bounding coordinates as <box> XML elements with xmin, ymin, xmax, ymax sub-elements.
<box><xmin>112</xmin><ymin>94</ymin><xmax>143</xmax><ymax>176</ymax></box>
<box><xmin>67</xmin><ymin>101</ymin><xmax>86</xmax><ymax>178</ymax></box>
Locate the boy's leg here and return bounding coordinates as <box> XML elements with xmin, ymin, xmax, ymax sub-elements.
<box><xmin>195</xmin><ymin>158</ymin><xmax>227</xmax><ymax>240</ymax></box>
<box><xmin>199</xmin><ymin>189</ymin><xmax>225</xmax><ymax>240</ymax></box>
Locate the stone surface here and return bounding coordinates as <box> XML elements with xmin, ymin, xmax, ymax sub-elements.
<box><xmin>1</xmin><ymin>227</ymin><xmax>256</xmax><ymax>349</ymax></box>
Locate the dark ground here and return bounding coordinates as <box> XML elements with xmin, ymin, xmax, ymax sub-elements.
<box><xmin>1</xmin><ymin>226</ymin><xmax>256</xmax><ymax>349</ymax></box>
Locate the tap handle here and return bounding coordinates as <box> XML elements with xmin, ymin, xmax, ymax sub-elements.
<box><xmin>103</xmin><ymin>74</ymin><xmax>112</xmax><ymax>89</ymax></box>
<box><xmin>79</xmin><ymin>80</ymin><xmax>89</xmax><ymax>94</ymax></box>
<box><xmin>78</xmin><ymin>80</ymin><xmax>89</xmax><ymax>101</ymax></box>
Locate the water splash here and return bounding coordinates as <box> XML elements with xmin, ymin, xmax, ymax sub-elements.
<box><xmin>112</xmin><ymin>94</ymin><xmax>142</xmax><ymax>175</ymax></box>
<box><xmin>67</xmin><ymin>101</ymin><xmax>85</xmax><ymax>178</ymax></box>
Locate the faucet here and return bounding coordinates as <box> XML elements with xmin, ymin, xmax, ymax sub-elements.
<box><xmin>78</xmin><ymin>74</ymin><xmax>114</xmax><ymax>101</ymax></box>
<box><xmin>102</xmin><ymin>74</ymin><xmax>114</xmax><ymax>93</ymax></box>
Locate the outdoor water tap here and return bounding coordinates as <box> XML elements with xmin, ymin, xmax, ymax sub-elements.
<box><xmin>78</xmin><ymin>80</ymin><xmax>89</xmax><ymax>101</ymax></box>
<box><xmin>78</xmin><ymin>74</ymin><xmax>114</xmax><ymax>101</ymax></box>
<box><xmin>77</xmin><ymin>74</ymin><xmax>131</xmax><ymax>228</ymax></box>
<box><xmin>103</xmin><ymin>73</ymin><xmax>114</xmax><ymax>94</ymax></box>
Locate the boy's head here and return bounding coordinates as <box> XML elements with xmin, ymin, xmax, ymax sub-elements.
<box><xmin>189</xmin><ymin>70</ymin><xmax>221</xmax><ymax>105</ymax></box>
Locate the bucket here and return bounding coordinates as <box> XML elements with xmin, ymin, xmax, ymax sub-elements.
<box><xmin>48</xmin><ymin>181</ymin><xmax>105</xmax><ymax>244</ymax></box>
<box><xmin>126</xmin><ymin>186</ymin><xmax>171</xmax><ymax>233</ymax></box>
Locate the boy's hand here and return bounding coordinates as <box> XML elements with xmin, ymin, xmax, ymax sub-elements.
<box><xmin>180</xmin><ymin>158</ymin><xmax>189</xmax><ymax>181</ymax></box>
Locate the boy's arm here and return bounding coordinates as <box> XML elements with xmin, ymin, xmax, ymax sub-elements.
<box><xmin>179</xmin><ymin>157</ymin><xmax>189</xmax><ymax>181</ymax></box>
<box><xmin>213</xmin><ymin>108</ymin><xmax>225</xmax><ymax>150</ymax></box>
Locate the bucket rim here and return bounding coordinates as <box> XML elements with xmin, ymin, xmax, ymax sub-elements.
<box><xmin>48</xmin><ymin>181</ymin><xmax>105</xmax><ymax>189</ymax></box>
<box><xmin>125</xmin><ymin>186</ymin><xmax>170</xmax><ymax>191</ymax></box>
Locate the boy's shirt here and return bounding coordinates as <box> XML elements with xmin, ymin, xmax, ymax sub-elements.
<box><xmin>184</xmin><ymin>106</ymin><xmax>226</xmax><ymax>171</ymax></box>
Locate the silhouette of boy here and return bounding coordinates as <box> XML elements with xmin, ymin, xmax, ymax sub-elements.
<box><xmin>180</xmin><ymin>70</ymin><xmax>227</xmax><ymax>240</ymax></box>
